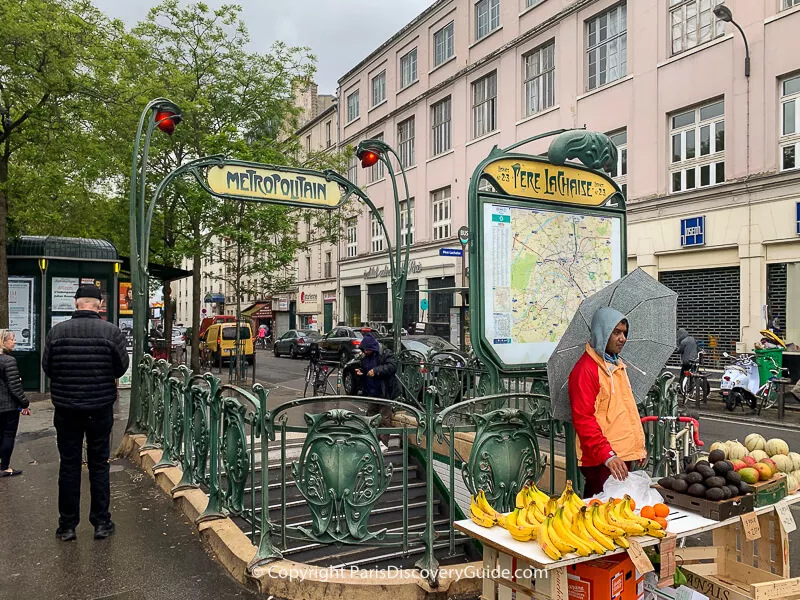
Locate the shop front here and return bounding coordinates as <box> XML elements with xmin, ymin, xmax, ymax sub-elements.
<box><xmin>323</xmin><ymin>290</ymin><xmax>336</xmax><ymax>333</ymax></box>
<box><xmin>296</xmin><ymin>286</ymin><xmax>322</xmax><ymax>330</ymax></box>
<box><xmin>342</xmin><ymin>285</ymin><xmax>361</xmax><ymax>327</ymax></box>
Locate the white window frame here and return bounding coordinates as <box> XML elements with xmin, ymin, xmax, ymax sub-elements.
<box><xmin>346</xmin><ymin>218</ymin><xmax>358</xmax><ymax>258</ymax></box>
<box><xmin>669</xmin><ymin>0</ymin><xmax>725</xmax><ymax>56</ymax></box>
<box><xmin>586</xmin><ymin>4</ymin><xmax>627</xmax><ymax>91</ymax></box>
<box><xmin>372</xmin><ymin>71</ymin><xmax>386</xmax><ymax>107</ymax></box>
<box><xmin>784</xmin><ymin>0</ymin><xmax>800</xmax><ymax>9</ymax></box>
<box><xmin>397</xmin><ymin>117</ymin><xmax>415</xmax><ymax>169</ymax></box>
<box><xmin>400</xmin><ymin>48</ymin><xmax>418</xmax><ymax>89</ymax></box>
<box><xmin>346</xmin><ymin>90</ymin><xmax>360</xmax><ymax>122</ymax></box>
<box><xmin>432</xmin><ymin>187</ymin><xmax>452</xmax><ymax>241</ymax></box>
<box><xmin>324</xmin><ymin>252</ymin><xmax>332</xmax><ymax>279</ymax></box>
<box><xmin>325</xmin><ymin>121</ymin><xmax>332</xmax><ymax>148</ymax></box>
<box><xmin>369</xmin><ymin>133</ymin><xmax>385</xmax><ymax>183</ymax></box>
<box><xmin>434</xmin><ymin>21</ymin><xmax>455</xmax><ymax>67</ymax></box>
<box><xmin>371</xmin><ymin>208</ymin><xmax>385</xmax><ymax>253</ymax></box>
<box><xmin>432</xmin><ymin>97</ymin><xmax>452</xmax><ymax>156</ymax></box>
<box><xmin>669</xmin><ymin>99</ymin><xmax>725</xmax><ymax>193</ymax></box>
<box><xmin>305</xmin><ymin>256</ymin><xmax>312</xmax><ymax>281</ymax></box>
<box><xmin>472</xmin><ymin>71</ymin><xmax>498</xmax><ymax>139</ymax></box>
<box><xmin>523</xmin><ymin>41</ymin><xmax>555</xmax><ymax>116</ymax></box>
<box><xmin>526</xmin><ymin>0</ymin><xmax>544</xmax><ymax>7</ymax></box>
<box><xmin>475</xmin><ymin>0</ymin><xmax>501</xmax><ymax>41</ymax></box>
<box><xmin>400</xmin><ymin>199</ymin><xmax>415</xmax><ymax>247</ymax></box>
<box><xmin>347</xmin><ymin>153</ymin><xmax>358</xmax><ymax>185</ymax></box>
<box><xmin>608</xmin><ymin>129</ymin><xmax>628</xmax><ymax>198</ymax></box>
<box><xmin>780</xmin><ymin>75</ymin><xmax>800</xmax><ymax>172</ymax></box>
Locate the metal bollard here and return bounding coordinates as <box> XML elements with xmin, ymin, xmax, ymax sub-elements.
<box><xmin>777</xmin><ymin>378</ymin><xmax>792</xmax><ymax>421</ymax></box>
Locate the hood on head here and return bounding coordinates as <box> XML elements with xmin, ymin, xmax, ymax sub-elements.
<box><xmin>676</xmin><ymin>328</ymin><xmax>688</xmax><ymax>344</ymax></box>
<box><xmin>590</xmin><ymin>307</ymin><xmax>628</xmax><ymax>357</ymax></box>
<box><xmin>360</xmin><ymin>334</ymin><xmax>380</xmax><ymax>352</ymax></box>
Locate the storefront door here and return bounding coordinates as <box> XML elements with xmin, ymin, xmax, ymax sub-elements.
<box><xmin>343</xmin><ymin>286</ymin><xmax>361</xmax><ymax>327</ymax></box>
<box><xmin>367</xmin><ymin>283</ymin><xmax>388</xmax><ymax>324</ymax></box>
<box><xmin>324</xmin><ymin>302</ymin><xmax>333</xmax><ymax>333</ymax></box>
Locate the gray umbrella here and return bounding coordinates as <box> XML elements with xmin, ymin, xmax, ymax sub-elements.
<box><xmin>549</xmin><ymin>268</ymin><xmax>677</xmax><ymax>422</ymax></box>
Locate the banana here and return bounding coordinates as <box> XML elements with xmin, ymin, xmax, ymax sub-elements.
<box><xmin>476</xmin><ymin>490</ymin><xmax>506</xmax><ymax>527</ymax></box>
<box><xmin>568</xmin><ymin>490</ymin><xmax>586</xmax><ymax>514</ymax></box>
<box><xmin>573</xmin><ymin>509</ymin><xmax>607</xmax><ymax>555</ymax></box>
<box><xmin>646</xmin><ymin>527</ymin><xmax>667</xmax><ymax>538</ymax></box>
<box><xmin>613</xmin><ymin>533</ymin><xmax>630</xmax><ymax>549</ymax></box>
<box><xmin>547</xmin><ymin>511</ymin><xmax>578</xmax><ymax>554</ymax></box>
<box><xmin>582</xmin><ymin>506</ymin><xmax>616</xmax><ymax>551</ymax></box>
<box><xmin>557</xmin><ymin>480</ymin><xmax>575</xmax><ymax>508</ymax></box>
<box><xmin>545</xmin><ymin>497</ymin><xmax>559</xmax><ymax>517</ymax></box>
<box><xmin>607</xmin><ymin>500</ymin><xmax>645</xmax><ymax>535</ymax></box>
<box><xmin>592</xmin><ymin>502</ymin><xmax>625</xmax><ymax>538</ymax></box>
<box><xmin>528</xmin><ymin>483</ymin><xmax>550</xmax><ymax>506</ymax></box>
<box><xmin>505</xmin><ymin>508</ymin><xmax>538</xmax><ymax>540</ymax></box>
<box><xmin>621</xmin><ymin>496</ymin><xmax>663</xmax><ymax>531</ymax></box>
<box><xmin>538</xmin><ymin>516</ymin><xmax>563</xmax><ymax>561</ymax></box>
<box><xmin>528</xmin><ymin>502</ymin><xmax>547</xmax><ymax>525</ymax></box>
<box><xmin>469</xmin><ymin>501</ymin><xmax>496</xmax><ymax>528</ymax></box>
<box><xmin>515</xmin><ymin>485</ymin><xmax>531</xmax><ymax>509</ymax></box>
<box><xmin>552</xmin><ymin>508</ymin><xmax>593</xmax><ymax>557</ymax></box>
<box><xmin>516</xmin><ymin>503</ymin><xmax>540</xmax><ymax>529</ymax></box>
<box><xmin>561</xmin><ymin>491</ymin><xmax>578</xmax><ymax>523</ymax></box>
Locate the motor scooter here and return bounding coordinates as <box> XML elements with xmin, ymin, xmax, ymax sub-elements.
<box><xmin>719</xmin><ymin>352</ymin><xmax>760</xmax><ymax>411</ymax></box>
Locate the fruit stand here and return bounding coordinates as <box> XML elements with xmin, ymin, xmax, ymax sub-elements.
<box><xmin>456</xmin><ymin>492</ymin><xmax>800</xmax><ymax>600</ymax></box>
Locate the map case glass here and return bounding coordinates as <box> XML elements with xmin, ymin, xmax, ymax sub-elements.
<box><xmin>483</xmin><ymin>202</ymin><xmax>622</xmax><ymax>365</ymax></box>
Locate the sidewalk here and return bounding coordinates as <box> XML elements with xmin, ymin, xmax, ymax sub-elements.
<box><xmin>0</xmin><ymin>391</ymin><xmax>260</xmax><ymax>600</ymax></box>
<box><xmin>694</xmin><ymin>393</ymin><xmax>800</xmax><ymax>429</ymax></box>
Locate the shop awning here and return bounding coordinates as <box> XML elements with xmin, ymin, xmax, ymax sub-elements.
<box><xmin>241</xmin><ymin>302</ymin><xmax>269</xmax><ymax>318</ymax></box>
<box><xmin>204</xmin><ymin>293</ymin><xmax>225</xmax><ymax>304</ymax></box>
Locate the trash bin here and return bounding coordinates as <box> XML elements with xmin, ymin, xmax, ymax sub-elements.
<box><xmin>754</xmin><ymin>347</ymin><xmax>784</xmax><ymax>386</ymax></box>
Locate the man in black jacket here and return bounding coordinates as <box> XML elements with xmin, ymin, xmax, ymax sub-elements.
<box><xmin>43</xmin><ymin>285</ymin><xmax>129</xmax><ymax>542</ymax></box>
<box><xmin>353</xmin><ymin>334</ymin><xmax>401</xmax><ymax>447</ymax></box>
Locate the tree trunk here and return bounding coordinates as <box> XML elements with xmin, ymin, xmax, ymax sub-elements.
<box><xmin>163</xmin><ymin>279</ymin><xmax>173</xmax><ymax>359</ymax></box>
<box><xmin>190</xmin><ymin>248</ymin><xmax>202</xmax><ymax>370</ymax></box>
<box><xmin>0</xmin><ymin>150</ymin><xmax>9</xmax><ymax>328</ymax></box>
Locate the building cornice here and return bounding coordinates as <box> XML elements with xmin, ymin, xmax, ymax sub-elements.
<box><xmin>295</xmin><ymin>104</ymin><xmax>337</xmax><ymax>136</ymax></box>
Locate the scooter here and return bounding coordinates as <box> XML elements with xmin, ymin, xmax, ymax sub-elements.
<box><xmin>720</xmin><ymin>352</ymin><xmax>761</xmax><ymax>411</ymax></box>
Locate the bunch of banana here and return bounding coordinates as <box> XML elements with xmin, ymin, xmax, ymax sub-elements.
<box><xmin>618</xmin><ymin>495</ymin><xmax>666</xmax><ymax>538</ymax></box>
<box><xmin>505</xmin><ymin>506</ymin><xmax>539</xmax><ymax>542</ymax></box>
<box><xmin>556</xmin><ymin>481</ymin><xmax>586</xmax><ymax>523</ymax></box>
<box><xmin>474</xmin><ymin>490</ymin><xmax>507</xmax><ymax>527</ymax></box>
<box><xmin>470</xmin><ymin>491</ymin><xmax>499</xmax><ymax>528</ymax></box>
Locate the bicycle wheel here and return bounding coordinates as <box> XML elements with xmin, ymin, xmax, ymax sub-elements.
<box><xmin>303</xmin><ymin>365</ymin><xmax>313</xmax><ymax>397</ymax></box>
<box><xmin>761</xmin><ymin>382</ymin><xmax>779</xmax><ymax>411</ymax></box>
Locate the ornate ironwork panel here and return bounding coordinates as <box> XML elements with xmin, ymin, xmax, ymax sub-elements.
<box><xmin>220</xmin><ymin>397</ymin><xmax>250</xmax><ymax>515</ymax></box>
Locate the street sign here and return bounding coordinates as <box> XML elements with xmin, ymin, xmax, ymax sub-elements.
<box><xmin>420</xmin><ymin>299</ymin><xmax>429</xmax><ymax>311</ymax></box>
<box><xmin>458</xmin><ymin>226</ymin><xmax>469</xmax><ymax>245</ymax></box>
<box><xmin>440</xmin><ymin>248</ymin><xmax>463</xmax><ymax>257</ymax></box>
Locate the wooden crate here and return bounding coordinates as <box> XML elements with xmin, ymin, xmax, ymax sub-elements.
<box><xmin>711</xmin><ymin>508</ymin><xmax>790</xmax><ymax>578</ymax></box>
<box><xmin>683</xmin><ymin>558</ymin><xmax>800</xmax><ymax>600</ymax></box>
<box><xmin>744</xmin><ymin>474</ymin><xmax>788</xmax><ymax>508</ymax></box>
<box><xmin>655</xmin><ymin>485</ymin><xmax>754</xmax><ymax>520</ymax></box>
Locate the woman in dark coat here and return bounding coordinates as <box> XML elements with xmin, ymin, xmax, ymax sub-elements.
<box><xmin>0</xmin><ymin>329</ymin><xmax>30</xmax><ymax>477</ymax></box>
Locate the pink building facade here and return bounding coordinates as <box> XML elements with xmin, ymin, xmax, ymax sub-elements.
<box><xmin>336</xmin><ymin>0</ymin><xmax>800</xmax><ymax>356</ymax></box>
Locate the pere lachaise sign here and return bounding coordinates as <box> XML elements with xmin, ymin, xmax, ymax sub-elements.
<box><xmin>207</xmin><ymin>164</ymin><xmax>342</xmax><ymax>208</ymax></box>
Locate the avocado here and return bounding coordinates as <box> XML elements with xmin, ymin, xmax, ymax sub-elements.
<box><xmin>688</xmin><ymin>483</ymin><xmax>707</xmax><ymax>497</ymax></box>
<box><xmin>705</xmin><ymin>476</ymin><xmax>726</xmax><ymax>489</ymax></box>
<box><xmin>721</xmin><ymin>486</ymin><xmax>732</xmax><ymax>500</ymax></box>
<box><xmin>739</xmin><ymin>481</ymin><xmax>752</xmax><ymax>495</ymax></box>
<box><xmin>672</xmin><ymin>479</ymin><xmax>689</xmax><ymax>494</ymax></box>
<box><xmin>697</xmin><ymin>465</ymin><xmax>715</xmax><ymax>479</ymax></box>
<box><xmin>686</xmin><ymin>472</ymin><xmax>704</xmax><ymax>485</ymax></box>
<box><xmin>726</xmin><ymin>484</ymin><xmax>741</xmax><ymax>498</ymax></box>
<box><xmin>713</xmin><ymin>461</ymin><xmax>733</xmax><ymax>475</ymax></box>
<box><xmin>675</xmin><ymin>473</ymin><xmax>689</xmax><ymax>482</ymax></box>
<box><xmin>695</xmin><ymin>460</ymin><xmax>711</xmax><ymax>470</ymax></box>
<box><xmin>709</xmin><ymin>449</ymin><xmax>726</xmax><ymax>464</ymax></box>
<box><xmin>726</xmin><ymin>471</ymin><xmax>742</xmax><ymax>485</ymax></box>
<box><xmin>685</xmin><ymin>463</ymin><xmax>696</xmax><ymax>474</ymax></box>
<box><xmin>658</xmin><ymin>477</ymin><xmax>674</xmax><ymax>490</ymax></box>
<box><xmin>706</xmin><ymin>487</ymin><xmax>725</xmax><ymax>501</ymax></box>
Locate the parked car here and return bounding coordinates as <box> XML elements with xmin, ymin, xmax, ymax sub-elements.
<box><xmin>201</xmin><ymin>322</ymin><xmax>254</xmax><ymax>364</ymax></box>
<box><xmin>312</xmin><ymin>326</ymin><xmax>378</xmax><ymax>366</ymax></box>
<box><xmin>273</xmin><ymin>329</ymin><xmax>321</xmax><ymax>359</ymax></box>
<box><xmin>341</xmin><ymin>334</ymin><xmax>468</xmax><ymax>397</ymax></box>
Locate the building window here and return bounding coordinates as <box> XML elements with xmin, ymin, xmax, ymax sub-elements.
<box><xmin>397</xmin><ymin>117</ymin><xmax>415</xmax><ymax>169</ymax></box>
<box><xmin>523</xmin><ymin>41</ymin><xmax>555</xmax><ymax>116</ymax></box>
<box><xmin>432</xmin><ymin>97</ymin><xmax>452</xmax><ymax>156</ymax></box>
<box><xmin>305</xmin><ymin>256</ymin><xmax>312</xmax><ymax>281</ymax></box>
<box><xmin>608</xmin><ymin>129</ymin><xmax>628</xmax><ymax>198</ymax></box>
<box><xmin>669</xmin><ymin>0</ymin><xmax>725</xmax><ymax>56</ymax></box>
<box><xmin>372</xmin><ymin>71</ymin><xmax>386</xmax><ymax>107</ymax></box>
<box><xmin>400</xmin><ymin>198</ymin><xmax>415</xmax><ymax>246</ymax></box>
<box><xmin>346</xmin><ymin>218</ymin><xmax>358</xmax><ymax>258</ymax></box>
<box><xmin>670</xmin><ymin>99</ymin><xmax>725</xmax><ymax>193</ymax></box>
<box><xmin>325</xmin><ymin>121</ymin><xmax>332</xmax><ymax>148</ymax></box>
<box><xmin>400</xmin><ymin>48</ymin><xmax>418</xmax><ymax>89</ymax></box>
<box><xmin>586</xmin><ymin>5</ymin><xmax>627</xmax><ymax>91</ymax></box>
<box><xmin>371</xmin><ymin>208</ymin><xmax>385</xmax><ymax>253</ymax></box>
<box><xmin>780</xmin><ymin>75</ymin><xmax>800</xmax><ymax>171</ymax></box>
<box><xmin>475</xmin><ymin>0</ymin><xmax>501</xmax><ymax>40</ymax></box>
<box><xmin>472</xmin><ymin>72</ymin><xmax>497</xmax><ymax>139</ymax></box>
<box><xmin>346</xmin><ymin>90</ymin><xmax>359</xmax><ymax>122</ymax></box>
<box><xmin>526</xmin><ymin>0</ymin><xmax>544</xmax><ymax>6</ymax></box>
<box><xmin>324</xmin><ymin>252</ymin><xmax>332</xmax><ymax>278</ymax></box>
<box><xmin>432</xmin><ymin>187</ymin><xmax>452</xmax><ymax>240</ymax></box>
<box><xmin>369</xmin><ymin>133</ymin><xmax>385</xmax><ymax>182</ymax></box>
<box><xmin>347</xmin><ymin>153</ymin><xmax>357</xmax><ymax>184</ymax></box>
<box><xmin>784</xmin><ymin>0</ymin><xmax>800</xmax><ymax>8</ymax></box>
<box><xmin>434</xmin><ymin>21</ymin><xmax>455</xmax><ymax>67</ymax></box>
<box><xmin>305</xmin><ymin>135</ymin><xmax>311</xmax><ymax>153</ymax></box>
<box><xmin>293</xmin><ymin>260</ymin><xmax>299</xmax><ymax>282</ymax></box>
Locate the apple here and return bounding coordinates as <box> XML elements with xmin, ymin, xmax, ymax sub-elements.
<box><xmin>754</xmin><ymin>463</ymin><xmax>773</xmax><ymax>481</ymax></box>
<box><xmin>742</xmin><ymin>456</ymin><xmax>757</xmax><ymax>468</ymax></box>
<box><xmin>730</xmin><ymin>459</ymin><xmax>747</xmax><ymax>472</ymax></box>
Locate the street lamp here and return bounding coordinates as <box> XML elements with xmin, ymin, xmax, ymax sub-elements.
<box><xmin>713</xmin><ymin>4</ymin><xmax>750</xmax><ymax>77</ymax></box>
<box><xmin>126</xmin><ymin>98</ymin><xmax>182</xmax><ymax>434</ymax></box>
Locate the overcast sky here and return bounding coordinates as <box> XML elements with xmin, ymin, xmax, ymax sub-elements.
<box><xmin>92</xmin><ymin>0</ymin><xmax>433</xmax><ymax>94</ymax></box>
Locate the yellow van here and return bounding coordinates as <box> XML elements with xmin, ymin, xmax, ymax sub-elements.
<box><xmin>202</xmin><ymin>322</ymin><xmax>254</xmax><ymax>364</ymax></box>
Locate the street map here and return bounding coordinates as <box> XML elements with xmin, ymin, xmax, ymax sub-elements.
<box><xmin>483</xmin><ymin>203</ymin><xmax>621</xmax><ymax>365</ymax></box>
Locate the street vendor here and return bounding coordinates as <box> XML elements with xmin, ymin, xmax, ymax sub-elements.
<box><xmin>568</xmin><ymin>307</ymin><xmax>647</xmax><ymax>497</ymax></box>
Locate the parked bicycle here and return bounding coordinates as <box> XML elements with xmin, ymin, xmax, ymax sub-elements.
<box><xmin>303</xmin><ymin>351</ymin><xmax>338</xmax><ymax>397</ymax></box>
<box><xmin>642</xmin><ymin>415</ymin><xmax>704</xmax><ymax>479</ymax></box>
<box><xmin>678</xmin><ymin>349</ymin><xmax>710</xmax><ymax>408</ymax></box>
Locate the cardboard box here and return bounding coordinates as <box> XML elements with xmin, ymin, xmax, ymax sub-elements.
<box><xmin>744</xmin><ymin>474</ymin><xmax>788</xmax><ymax>508</ymax></box>
<box><xmin>654</xmin><ymin>486</ymin><xmax>754</xmax><ymax>521</ymax></box>
<box><xmin>568</xmin><ymin>554</ymin><xmax>644</xmax><ymax>600</ymax></box>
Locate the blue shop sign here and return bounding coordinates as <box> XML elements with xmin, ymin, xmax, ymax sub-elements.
<box><xmin>681</xmin><ymin>216</ymin><xmax>705</xmax><ymax>247</ymax></box>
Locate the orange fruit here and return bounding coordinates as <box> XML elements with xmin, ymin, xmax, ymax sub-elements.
<box><xmin>655</xmin><ymin>517</ymin><xmax>668</xmax><ymax>530</ymax></box>
<box><xmin>588</xmin><ymin>499</ymin><xmax>602</xmax><ymax>507</ymax></box>
<box><xmin>640</xmin><ymin>506</ymin><xmax>656</xmax><ymax>520</ymax></box>
<box><xmin>654</xmin><ymin>503</ymin><xmax>670</xmax><ymax>518</ymax></box>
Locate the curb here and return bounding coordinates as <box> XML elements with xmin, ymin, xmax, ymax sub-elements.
<box><xmin>696</xmin><ymin>411</ymin><xmax>800</xmax><ymax>432</ymax></box>
<box><xmin>120</xmin><ymin>434</ymin><xmax>482</xmax><ymax>600</ymax></box>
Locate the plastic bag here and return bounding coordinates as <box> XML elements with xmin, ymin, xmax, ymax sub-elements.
<box><xmin>591</xmin><ymin>470</ymin><xmax>663</xmax><ymax>508</ymax></box>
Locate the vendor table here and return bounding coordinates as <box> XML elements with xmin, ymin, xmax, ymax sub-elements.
<box><xmin>454</xmin><ymin>493</ymin><xmax>800</xmax><ymax>600</ymax></box>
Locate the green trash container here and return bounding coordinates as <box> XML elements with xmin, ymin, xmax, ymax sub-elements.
<box><xmin>754</xmin><ymin>347</ymin><xmax>784</xmax><ymax>386</ymax></box>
